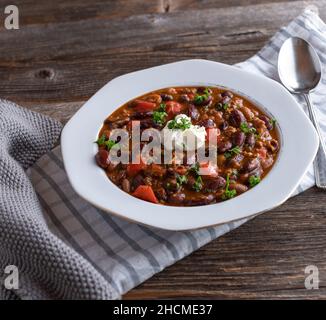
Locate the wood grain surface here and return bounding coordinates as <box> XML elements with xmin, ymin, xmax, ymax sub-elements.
<box><xmin>1</xmin><ymin>0</ymin><xmax>325</xmax><ymax>299</ymax></box>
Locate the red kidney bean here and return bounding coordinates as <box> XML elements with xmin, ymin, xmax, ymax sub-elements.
<box><xmin>218</xmin><ymin>140</ymin><xmax>233</xmax><ymax>153</ymax></box>
<box><xmin>155</xmin><ymin>187</ymin><xmax>167</xmax><ymax>201</ymax></box>
<box><xmin>132</xmin><ymin>174</ymin><xmax>144</xmax><ymax>191</ymax></box>
<box><xmin>131</xmin><ymin>111</ymin><xmax>153</xmax><ymax>119</ymax></box>
<box><xmin>260</xmin><ymin>115</ymin><xmax>273</xmax><ymax>130</ymax></box>
<box><xmin>242</xmin><ymin>157</ymin><xmax>260</xmax><ymax>173</ymax></box>
<box><xmin>232</xmin><ymin>131</ymin><xmax>245</xmax><ymax>146</ymax></box>
<box><xmin>221</xmin><ymin>91</ymin><xmax>233</xmax><ymax>98</ymax></box>
<box><xmin>160</xmin><ymin>93</ymin><xmax>173</xmax><ymax>101</ymax></box>
<box><xmin>200</xmin><ymin>118</ymin><xmax>216</xmax><ymax>128</ymax></box>
<box><xmin>219</xmin><ymin>120</ymin><xmax>228</xmax><ymax>131</ymax></box>
<box><xmin>179</xmin><ymin>94</ymin><xmax>191</xmax><ymax>102</ymax></box>
<box><xmin>184</xmin><ymin>194</ymin><xmax>215</xmax><ymax>206</ymax></box>
<box><xmin>168</xmin><ymin>192</ymin><xmax>186</xmax><ymax>204</ymax></box>
<box><xmin>229</xmin><ymin>109</ymin><xmax>247</xmax><ymax>127</ymax></box>
<box><xmin>205</xmin><ymin>176</ymin><xmax>226</xmax><ymax>191</ymax></box>
<box><xmin>228</xmin><ymin>153</ymin><xmax>244</xmax><ymax>168</ymax></box>
<box><xmin>229</xmin><ymin>183</ymin><xmax>248</xmax><ymax>194</ymax></box>
<box><xmin>95</xmin><ymin>150</ymin><xmax>110</xmax><ymax>168</ymax></box>
<box><xmin>188</xmin><ymin>104</ymin><xmax>200</xmax><ymax>120</ymax></box>
<box><xmin>246</xmin><ymin>133</ymin><xmax>256</xmax><ymax>147</ymax></box>
<box><xmin>122</xmin><ymin>178</ymin><xmax>131</xmax><ymax>193</ymax></box>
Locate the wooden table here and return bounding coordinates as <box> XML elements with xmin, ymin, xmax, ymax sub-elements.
<box><xmin>1</xmin><ymin>0</ymin><xmax>326</xmax><ymax>299</ymax></box>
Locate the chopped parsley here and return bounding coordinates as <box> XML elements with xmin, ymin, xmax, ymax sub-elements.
<box><xmin>193</xmin><ymin>176</ymin><xmax>203</xmax><ymax>192</ymax></box>
<box><xmin>269</xmin><ymin>118</ymin><xmax>277</xmax><ymax>129</ymax></box>
<box><xmin>222</xmin><ymin>174</ymin><xmax>237</xmax><ymax>200</ymax></box>
<box><xmin>249</xmin><ymin>175</ymin><xmax>261</xmax><ymax>188</ymax></box>
<box><xmin>95</xmin><ymin>134</ymin><xmax>119</xmax><ymax>150</ymax></box>
<box><xmin>216</xmin><ymin>102</ymin><xmax>229</xmax><ymax>111</ymax></box>
<box><xmin>168</xmin><ymin>116</ymin><xmax>191</xmax><ymax>130</ymax></box>
<box><xmin>240</xmin><ymin>122</ymin><xmax>256</xmax><ymax>134</ymax></box>
<box><xmin>189</xmin><ymin>162</ymin><xmax>200</xmax><ymax>175</ymax></box>
<box><xmin>224</xmin><ymin>146</ymin><xmax>241</xmax><ymax>159</ymax></box>
<box><xmin>176</xmin><ymin>174</ymin><xmax>188</xmax><ymax>188</ymax></box>
<box><xmin>153</xmin><ymin>103</ymin><xmax>167</xmax><ymax>125</ymax></box>
<box><xmin>194</xmin><ymin>88</ymin><xmax>211</xmax><ymax>105</ymax></box>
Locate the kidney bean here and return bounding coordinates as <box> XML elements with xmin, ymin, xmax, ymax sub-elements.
<box><xmin>260</xmin><ymin>115</ymin><xmax>273</xmax><ymax>130</ymax></box>
<box><xmin>232</xmin><ymin>131</ymin><xmax>245</xmax><ymax>146</ymax></box>
<box><xmin>105</xmin><ymin>118</ymin><xmax>130</xmax><ymax>129</ymax></box>
<box><xmin>184</xmin><ymin>194</ymin><xmax>215</xmax><ymax>206</ymax></box>
<box><xmin>205</xmin><ymin>176</ymin><xmax>226</xmax><ymax>191</ymax></box>
<box><xmin>131</xmin><ymin>111</ymin><xmax>153</xmax><ymax>119</ymax></box>
<box><xmin>164</xmin><ymin>177</ymin><xmax>180</xmax><ymax>193</ymax></box>
<box><xmin>219</xmin><ymin>120</ymin><xmax>228</xmax><ymax>131</ymax></box>
<box><xmin>200</xmin><ymin>118</ymin><xmax>216</xmax><ymax>128</ymax></box>
<box><xmin>155</xmin><ymin>187</ymin><xmax>167</xmax><ymax>201</ymax></box>
<box><xmin>179</xmin><ymin>94</ymin><xmax>191</xmax><ymax>102</ymax></box>
<box><xmin>221</xmin><ymin>96</ymin><xmax>231</xmax><ymax>105</ymax></box>
<box><xmin>242</xmin><ymin>157</ymin><xmax>260</xmax><ymax>173</ymax></box>
<box><xmin>161</xmin><ymin>93</ymin><xmax>173</xmax><ymax>101</ymax></box>
<box><xmin>188</xmin><ymin>104</ymin><xmax>200</xmax><ymax>120</ymax></box>
<box><xmin>168</xmin><ymin>192</ymin><xmax>186</xmax><ymax>204</ymax></box>
<box><xmin>122</xmin><ymin>178</ymin><xmax>131</xmax><ymax>193</ymax></box>
<box><xmin>145</xmin><ymin>94</ymin><xmax>162</xmax><ymax>104</ymax></box>
<box><xmin>221</xmin><ymin>91</ymin><xmax>233</xmax><ymax>98</ymax></box>
<box><xmin>218</xmin><ymin>140</ymin><xmax>232</xmax><ymax>153</ymax></box>
<box><xmin>246</xmin><ymin>133</ymin><xmax>256</xmax><ymax>147</ymax></box>
<box><xmin>229</xmin><ymin>183</ymin><xmax>248</xmax><ymax>194</ymax></box>
<box><xmin>228</xmin><ymin>153</ymin><xmax>244</xmax><ymax>169</ymax></box>
<box><xmin>95</xmin><ymin>150</ymin><xmax>110</xmax><ymax>168</ymax></box>
<box><xmin>132</xmin><ymin>174</ymin><xmax>144</xmax><ymax>191</ymax></box>
<box><xmin>229</xmin><ymin>109</ymin><xmax>247</xmax><ymax>127</ymax></box>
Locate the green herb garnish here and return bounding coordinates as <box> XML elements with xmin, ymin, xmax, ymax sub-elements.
<box><xmin>224</xmin><ymin>146</ymin><xmax>241</xmax><ymax>159</ymax></box>
<box><xmin>269</xmin><ymin>118</ymin><xmax>277</xmax><ymax>129</ymax></box>
<box><xmin>249</xmin><ymin>175</ymin><xmax>261</xmax><ymax>188</ymax></box>
<box><xmin>176</xmin><ymin>174</ymin><xmax>188</xmax><ymax>188</ymax></box>
<box><xmin>105</xmin><ymin>140</ymin><xmax>119</xmax><ymax>150</ymax></box>
<box><xmin>193</xmin><ymin>176</ymin><xmax>203</xmax><ymax>192</ymax></box>
<box><xmin>194</xmin><ymin>88</ymin><xmax>211</xmax><ymax>105</ymax></box>
<box><xmin>222</xmin><ymin>174</ymin><xmax>237</xmax><ymax>200</ymax></box>
<box><xmin>240</xmin><ymin>122</ymin><xmax>256</xmax><ymax>134</ymax></box>
<box><xmin>95</xmin><ymin>134</ymin><xmax>106</xmax><ymax>146</ymax></box>
<box><xmin>190</xmin><ymin>162</ymin><xmax>200</xmax><ymax>175</ymax></box>
<box><xmin>168</xmin><ymin>117</ymin><xmax>191</xmax><ymax>130</ymax></box>
<box><xmin>216</xmin><ymin>102</ymin><xmax>229</xmax><ymax>111</ymax></box>
<box><xmin>153</xmin><ymin>103</ymin><xmax>167</xmax><ymax>125</ymax></box>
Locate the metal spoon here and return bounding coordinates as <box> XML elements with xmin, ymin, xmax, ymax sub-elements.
<box><xmin>278</xmin><ymin>37</ymin><xmax>326</xmax><ymax>189</ymax></box>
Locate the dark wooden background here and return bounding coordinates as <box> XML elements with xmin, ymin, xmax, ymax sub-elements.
<box><xmin>1</xmin><ymin>0</ymin><xmax>326</xmax><ymax>299</ymax></box>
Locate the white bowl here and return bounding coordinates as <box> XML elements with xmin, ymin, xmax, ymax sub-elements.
<box><xmin>61</xmin><ymin>59</ymin><xmax>318</xmax><ymax>231</ymax></box>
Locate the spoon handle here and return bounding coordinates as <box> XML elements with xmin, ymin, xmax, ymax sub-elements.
<box><xmin>304</xmin><ymin>94</ymin><xmax>326</xmax><ymax>189</ymax></box>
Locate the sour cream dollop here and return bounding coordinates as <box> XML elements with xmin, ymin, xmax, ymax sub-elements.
<box><xmin>161</xmin><ymin>114</ymin><xmax>206</xmax><ymax>151</ymax></box>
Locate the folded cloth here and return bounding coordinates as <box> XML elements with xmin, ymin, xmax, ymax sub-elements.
<box><xmin>1</xmin><ymin>7</ymin><xmax>325</xmax><ymax>299</ymax></box>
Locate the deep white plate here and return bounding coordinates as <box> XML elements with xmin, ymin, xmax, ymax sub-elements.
<box><xmin>61</xmin><ymin>59</ymin><xmax>319</xmax><ymax>231</ymax></box>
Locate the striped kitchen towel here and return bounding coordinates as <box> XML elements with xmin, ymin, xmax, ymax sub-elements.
<box><xmin>4</xmin><ymin>7</ymin><xmax>326</xmax><ymax>299</ymax></box>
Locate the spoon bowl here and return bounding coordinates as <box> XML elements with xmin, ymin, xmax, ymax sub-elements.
<box><xmin>278</xmin><ymin>37</ymin><xmax>321</xmax><ymax>94</ymax></box>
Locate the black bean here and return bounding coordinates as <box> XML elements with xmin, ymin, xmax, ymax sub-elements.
<box><xmin>205</xmin><ymin>176</ymin><xmax>226</xmax><ymax>191</ymax></box>
<box><xmin>95</xmin><ymin>150</ymin><xmax>110</xmax><ymax>168</ymax></box>
<box><xmin>188</xmin><ymin>104</ymin><xmax>200</xmax><ymax>121</ymax></box>
<box><xmin>246</xmin><ymin>133</ymin><xmax>256</xmax><ymax>147</ymax></box>
<box><xmin>229</xmin><ymin>109</ymin><xmax>247</xmax><ymax>127</ymax></box>
<box><xmin>161</xmin><ymin>94</ymin><xmax>173</xmax><ymax>101</ymax></box>
<box><xmin>232</xmin><ymin>131</ymin><xmax>245</xmax><ymax>146</ymax></box>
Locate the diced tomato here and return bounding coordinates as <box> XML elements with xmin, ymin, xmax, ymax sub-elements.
<box><xmin>257</xmin><ymin>147</ymin><xmax>267</xmax><ymax>160</ymax></box>
<box><xmin>132</xmin><ymin>100</ymin><xmax>156</xmax><ymax>112</ymax></box>
<box><xmin>133</xmin><ymin>185</ymin><xmax>159</xmax><ymax>204</ymax></box>
<box><xmin>205</xmin><ymin>128</ymin><xmax>220</xmax><ymax>143</ymax></box>
<box><xmin>127</xmin><ymin>157</ymin><xmax>146</xmax><ymax>177</ymax></box>
<box><xmin>166</xmin><ymin>101</ymin><xmax>183</xmax><ymax>116</ymax></box>
<box><xmin>199</xmin><ymin>162</ymin><xmax>219</xmax><ymax>177</ymax></box>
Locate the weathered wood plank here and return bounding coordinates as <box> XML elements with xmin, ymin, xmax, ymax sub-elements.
<box><xmin>125</xmin><ymin>187</ymin><xmax>326</xmax><ymax>299</ymax></box>
<box><xmin>0</xmin><ymin>1</ymin><xmax>325</xmax><ymax>103</ymax></box>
